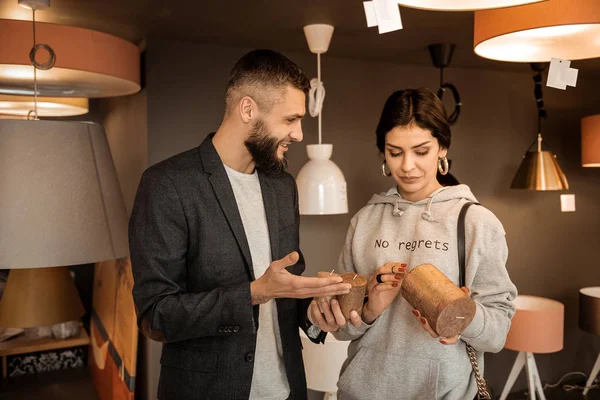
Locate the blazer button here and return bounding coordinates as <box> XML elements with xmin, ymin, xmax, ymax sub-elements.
<box><xmin>218</xmin><ymin>326</ymin><xmax>224</xmax><ymax>333</ymax></box>
<box><xmin>245</xmin><ymin>352</ymin><xmax>254</xmax><ymax>362</ymax></box>
<box><xmin>233</xmin><ymin>326</ymin><xmax>240</xmax><ymax>333</ymax></box>
<box><xmin>226</xmin><ymin>326</ymin><xmax>233</xmax><ymax>333</ymax></box>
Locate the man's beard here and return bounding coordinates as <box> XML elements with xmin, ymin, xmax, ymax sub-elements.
<box><xmin>244</xmin><ymin>119</ymin><xmax>288</xmax><ymax>175</ymax></box>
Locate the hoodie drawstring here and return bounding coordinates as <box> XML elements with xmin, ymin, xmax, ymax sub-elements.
<box><xmin>393</xmin><ymin>201</ymin><xmax>404</xmax><ymax>217</ymax></box>
<box><xmin>422</xmin><ymin>196</ymin><xmax>435</xmax><ymax>221</ymax></box>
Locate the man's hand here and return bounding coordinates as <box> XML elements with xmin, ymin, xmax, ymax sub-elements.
<box><xmin>250</xmin><ymin>252</ymin><xmax>352</xmax><ymax>305</ymax></box>
<box><xmin>309</xmin><ymin>297</ymin><xmax>362</xmax><ymax>333</ymax></box>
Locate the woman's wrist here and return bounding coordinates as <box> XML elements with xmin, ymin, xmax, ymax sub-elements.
<box><xmin>362</xmin><ymin>302</ymin><xmax>377</xmax><ymax>324</ymax></box>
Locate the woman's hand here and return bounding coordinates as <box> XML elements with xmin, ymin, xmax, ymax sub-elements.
<box><xmin>362</xmin><ymin>262</ymin><xmax>406</xmax><ymax>324</ymax></box>
<box><xmin>412</xmin><ymin>287</ymin><xmax>471</xmax><ymax>345</ymax></box>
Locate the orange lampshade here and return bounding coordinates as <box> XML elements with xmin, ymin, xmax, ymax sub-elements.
<box><xmin>0</xmin><ymin>19</ymin><xmax>140</xmax><ymax>98</ymax></box>
<box><xmin>582</xmin><ymin>115</ymin><xmax>600</xmax><ymax>167</ymax></box>
<box><xmin>505</xmin><ymin>295</ymin><xmax>564</xmax><ymax>353</ymax></box>
<box><xmin>474</xmin><ymin>0</ymin><xmax>600</xmax><ymax>62</ymax></box>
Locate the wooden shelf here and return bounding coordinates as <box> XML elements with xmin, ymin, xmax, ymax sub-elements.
<box><xmin>0</xmin><ymin>329</ymin><xmax>89</xmax><ymax>357</ymax></box>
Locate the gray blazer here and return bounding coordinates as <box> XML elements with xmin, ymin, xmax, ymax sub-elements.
<box><xmin>129</xmin><ymin>133</ymin><xmax>322</xmax><ymax>400</ymax></box>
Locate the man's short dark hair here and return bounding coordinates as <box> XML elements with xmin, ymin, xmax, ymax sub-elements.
<box><xmin>225</xmin><ymin>49</ymin><xmax>310</xmax><ymax>115</ymax></box>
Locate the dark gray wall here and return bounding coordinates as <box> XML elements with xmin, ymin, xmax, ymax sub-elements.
<box><xmin>145</xmin><ymin>39</ymin><xmax>600</xmax><ymax>398</ymax></box>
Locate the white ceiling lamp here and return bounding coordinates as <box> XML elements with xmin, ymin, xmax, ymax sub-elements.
<box><xmin>296</xmin><ymin>24</ymin><xmax>348</xmax><ymax>216</ymax></box>
<box><xmin>474</xmin><ymin>0</ymin><xmax>600</xmax><ymax>62</ymax></box>
<box><xmin>0</xmin><ymin>94</ymin><xmax>88</xmax><ymax>117</ymax></box>
<box><xmin>0</xmin><ymin>0</ymin><xmax>140</xmax><ymax>98</ymax></box>
<box><xmin>396</xmin><ymin>0</ymin><xmax>545</xmax><ymax>11</ymax></box>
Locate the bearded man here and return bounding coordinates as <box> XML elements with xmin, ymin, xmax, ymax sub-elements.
<box><xmin>129</xmin><ymin>49</ymin><xmax>351</xmax><ymax>400</ymax></box>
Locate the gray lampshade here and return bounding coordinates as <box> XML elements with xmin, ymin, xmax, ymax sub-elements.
<box><xmin>0</xmin><ymin>119</ymin><xmax>129</xmax><ymax>269</ymax></box>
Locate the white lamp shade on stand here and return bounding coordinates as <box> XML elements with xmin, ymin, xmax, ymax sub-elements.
<box><xmin>0</xmin><ymin>119</ymin><xmax>129</xmax><ymax>328</ymax></box>
<box><xmin>297</xmin><ymin>144</ymin><xmax>348</xmax><ymax>215</ymax></box>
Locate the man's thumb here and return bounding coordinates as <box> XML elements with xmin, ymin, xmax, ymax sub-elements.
<box><xmin>273</xmin><ymin>251</ymin><xmax>299</xmax><ymax>270</ymax></box>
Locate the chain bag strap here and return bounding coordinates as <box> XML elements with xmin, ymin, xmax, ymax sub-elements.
<box><xmin>458</xmin><ymin>202</ymin><xmax>491</xmax><ymax>400</ymax></box>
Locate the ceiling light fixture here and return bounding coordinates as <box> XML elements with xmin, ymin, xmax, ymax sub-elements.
<box><xmin>396</xmin><ymin>0</ymin><xmax>545</xmax><ymax>11</ymax></box>
<box><xmin>296</xmin><ymin>24</ymin><xmax>348</xmax><ymax>215</ymax></box>
<box><xmin>474</xmin><ymin>0</ymin><xmax>600</xmax><ymax>62</ymax></box>
<box><xmin>0</xmin><ymin>2</ymin><xmax>140</xmax><ymax>98</ymax></box>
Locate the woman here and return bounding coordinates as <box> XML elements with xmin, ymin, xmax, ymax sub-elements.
<box><xmin>309</xmin><ymin>88</ymin><xmax>517</xmax><ymax>400</ymax></box>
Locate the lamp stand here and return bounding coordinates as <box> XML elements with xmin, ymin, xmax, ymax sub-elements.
<box><xmin>500</xmin><ymin>351</ymin><xmax>546</xmax><ymax>400</ymax></box>
<box><xmin>583</xmin><ymin>351</ymin><xmax>600</xmax><ymax>395</ymax></box>
<box><xmin>323</xmin><ymin>392</ymin><xmax>337</xmax><ymax>400</ymax></box>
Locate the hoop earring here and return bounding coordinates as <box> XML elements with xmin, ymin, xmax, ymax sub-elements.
<box><xmin>381</xmin><ymin>160</ymin><xmax>392</xmax><ymax>177</ymax></box>
<box><xmin>438</xmin><ymin>156</ymin><xmax>449</xmax><ymax>176</ymax></box>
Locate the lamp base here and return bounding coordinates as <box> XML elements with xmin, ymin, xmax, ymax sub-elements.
<box><xmin>0</xmin><ymin>266</ymin><xmax>85</xmax><ymax>328</ymax></box>
<box><xmin>583</xmin><ymin>351</ymin><xmax>600</xmax><ymax>396</ymax></box>
<box><xmin>500</xmin><ymin>351</ymin><xmax>546</xmax><ymax>400</ymax></box>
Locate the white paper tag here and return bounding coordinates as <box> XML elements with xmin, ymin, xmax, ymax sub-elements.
<box><xmin>363</xmin><ymin>2</ymin><xmax>378</xmax><ymax>28</ymax></box>
<box><xmin>373</xmin><ymin>0</ymin><xmax>403</xmax><ymax>34</ymax></box>
<box><xmin>547</xmin><ymin>57</ymin><xmax>578</xmax><ymax>90</ymax></box>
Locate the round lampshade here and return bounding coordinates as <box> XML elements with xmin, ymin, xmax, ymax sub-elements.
<box><xmin>582</xmin><ymin>115</ymin><xmax>600</xmax><ymax>167</ymax></box>
<box><xmin>0</xmin><ymin>94</ymin><xmax>88</xmax><ymax>117</ymax></box>
<box><xmin>300</xmin><ymin>329</ymin><xmax>350</xmax><ymax>392</ymax></box>
<box><xmin>296</xmin><ymin>144</ymin><xmax>348</xmax><ymax>215</ymax></box>
<box><xmin>474</xmin><ymin>0</ymin><xmax>600</xmax><ymax>62</ymax></box>
<box><xmin>579</xmin><ymin>287</ymin><xmax>600</xmax><ymax>336</ymax></box>
<box><xmin>0</xmin><ymin>19</ymin><xmax>140</xmax><ymax>97</ymax></box>
<box><xmin>505</xmin><ymin>295</ymin><xmax>564</xmax><ymax>353</ymax></box>
<box><xmin>0</xmin><ymin>119</ymin><xmax>129</xmax><ymax>269</ymax></box>
<box><xmin>397</xmin><ymin>0</ymin><xmax>544</xmax><ymax>11</ymax></box>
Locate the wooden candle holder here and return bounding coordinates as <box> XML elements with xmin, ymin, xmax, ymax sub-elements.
<box><xmin>400</xmin><ymin>264</ymin><xmax>476</xmax><ymax>338</ymax></box>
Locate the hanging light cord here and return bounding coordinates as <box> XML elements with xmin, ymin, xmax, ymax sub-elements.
<box><xmin>525</xmin><ymin>66</ymin><xmax>549</xmax><ymax>153</ymax></box>
<box><xmin>308</xmin><ymin>52</ymin><xmax>325</xmax><ymax>144</ymax></box>
<box><xmin>27</xmin><ymin>6</ymin><xmax>56</xmax><ymax>120</ymax></box>
<box><xmin>436</xmin><ymin>67</ymin><xmax>461</xmax><ymax>125</ymax></box>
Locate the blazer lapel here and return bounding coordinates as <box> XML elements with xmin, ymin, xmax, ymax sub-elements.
<box><xmin>258</xmin><ymin>172</ymin><xmax>280</xmax><ymax>262</ymax></box>
<box><xmin>198</xmin><ymin>134</ymin><xmax>254</xmax><ymax>280</ymax></box>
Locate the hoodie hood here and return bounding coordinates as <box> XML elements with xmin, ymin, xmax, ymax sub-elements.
<box><xmin>367</xmin><ymin>184</ymin><xmax>478</xmax><ymax>222</ymax></box>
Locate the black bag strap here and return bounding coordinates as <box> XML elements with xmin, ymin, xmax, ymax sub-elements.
<box><xmin>458</xmin><ymin>201</ymin><xmax>479</xmax><ymax>288</ymax></box>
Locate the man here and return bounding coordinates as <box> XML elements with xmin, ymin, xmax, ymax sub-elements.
<box><xmin>129</xmin><ymin>49</ymin><xmax>351</xmax><ymax>400</ymax></box>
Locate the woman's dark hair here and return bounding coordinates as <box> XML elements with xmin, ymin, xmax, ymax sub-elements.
<box><xmin>375</xmin><ymin>88</ymin><xmax>451</xmax><ymax>153</ymax></box>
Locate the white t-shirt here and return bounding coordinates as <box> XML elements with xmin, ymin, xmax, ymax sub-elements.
<box><xmin>224</xmin><ymin>165</ymin><xmax>290</xmax><ymax>400</ymax></box>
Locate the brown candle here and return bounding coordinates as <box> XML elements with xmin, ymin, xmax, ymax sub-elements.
<box><xmin>336</xmin><ymin>272</ymin><xmax>368</xmax><ymax>319</ymax></box>
<box><xmin>400</xmin><ymin>263</ymin><xmax>476</xmax><ymax>338</ymax></box>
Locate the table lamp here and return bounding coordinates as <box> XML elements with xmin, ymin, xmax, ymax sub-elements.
<box><xmin>579</xmin><ymin>287</ymin><xmax>600</xmax><ymax>395</ymax></box>
<box><xmin>0</xmin><ymin>119</ymin><xmax>128</xmax><ymax>330</ymax></box>
<box><xmin>499</xmin><ymin>295</ymin><xmax>564</xmax><ymax>400</ymax></box>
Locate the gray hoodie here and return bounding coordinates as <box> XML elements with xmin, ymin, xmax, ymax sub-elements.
<box><xmin>333</xmin><ymin>184</ymin><xmax>517</xmax><ymax>400</ymax></box>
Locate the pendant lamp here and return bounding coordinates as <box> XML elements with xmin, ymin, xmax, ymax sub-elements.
<box><xmin>0</xmin><ymin>0</ymin><xmax>140</xmax><ymax>98</ymax></box>
<box><xmin>510</xmin><ymin>64</ymin><xmax>568</xmax><ymax>190</ymax></box>
<box><xmin>581</xmin><ymin>115</ymin><xmax>600</xmax><ymax>167</ymax></box>
<box><xmin>0</xmin><ymin>94</ymin><xmax>88</xmax><ymax>117</ymax></box>
<box><xmin>397</xmin><ymin>0</ymin><xmax>544</xmax><ymax>11</ymax></box>
<box><xmin>474</xmin><ymin>0</ymin><xmax>600</xmax><ymax>62</ymax></box>
<box><xmin>296</xmin><ymin>24</ymin><xmax>348</xmax><ymax>215</ymax></box>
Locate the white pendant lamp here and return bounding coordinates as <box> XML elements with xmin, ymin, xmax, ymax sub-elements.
<box><xmin>396</xmin><ymin>0</ymin><xmax>544</xmax><ymax>11</ymax></box>
<box><xmin>296</xmin><ymin>24</ymin><xmax>348</xmax><ymax>215</ymax></box>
